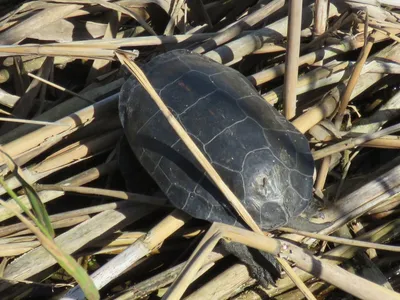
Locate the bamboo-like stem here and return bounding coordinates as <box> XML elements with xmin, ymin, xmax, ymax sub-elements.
<box><xmin>0</xmin><ymin>196</ymin><xmax>100</xmax><ymax>299</ymax></box>
<box><xmin>162</xmin><ymin>223</ymin><xmax>281</xmax><ymax>300</ymax></box>
<box><xmin>0</xmin><ymin>93</ymin><xmax>117</xmax><ymax>171</ymax></box>
<box><xmin>34</xmin><ymin>184</ymin><xmax>168</xmax><ymax>206</ymax></box>
<box><xmin>283</xmin><ymin>240</ymin><xmax>400</xmax><ymax>300</ymax></box>
<box><xmin>248</xmin><ymin>36</ymin><xmax>365</xmax><ymax>86</ymax></box>
<box><xmin>313</xmin><ymin>0</ymin><xmax>329</xmax><ymax>37</ymax></box>
<box><xmin>163</xmin><ymin>222</ymin><xmax>400</xmax><ymax>300</ymax></box>
<box><xmin>314</xmin><ymin>155</ymin><xmax>331</xmax><ymax>192</ymax></box>
<box><xmin>0</xmin><ymin>33</ymin><xmax>219</xmax><ymax>55</ymax></box>
<box><xmin>313</xmin><ymin>122</ymin><xmax>400</xmax><ymax>160</ymax></box>
<box><xmin>63</xmin><ymin>210</ymin><xmax>191</xmax><ymax>300</ymax></box>
<box><xmin>191</xmin><ymin>219</ymin><xmax>400</xmax><ymax>299</ymax></box>
<box><xmin>279</xmin><ymin>227</ymin><xmax>400</xmax><ymax>252</ymax></box>
<box><xmin>283</xmin><ymin>0</ymin><xmax>303</xmax><ymax>120</ymax></box>
<box><xmin>193</xmin><ymin>0</ymin><xmax>285</xmax><ymax>54</ymax></box>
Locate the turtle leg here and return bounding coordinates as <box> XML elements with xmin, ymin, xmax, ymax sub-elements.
<box><xmin>219</xmin><ymin>239</ymin><xmax>281</xmax><ymax>288</ymax></box>
<box><xmin>162</xmin><ymin>222</ymin><xmax>282</xmax><ymax>300</ymax></box>
<box><xmin>116</xmin><ymin>135</ymin><xmax>157</xmax><ymax>194</ymax></box>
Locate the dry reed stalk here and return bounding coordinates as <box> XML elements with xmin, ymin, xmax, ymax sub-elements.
<box><xmin>283</xmin><ymin>0</ymin><xmax>303</xmax><ymax>119</ymax></box>
<box><xmin>291</xmin><ymin>38</ymin><xmax>400</xmax><ymax>134</ymax></box>
<box><xmin>0</xmin><ymin>160</ymin><xmax>117</xmax><ymax>223</ymax></box>
<box><xmin>313</xmin><ymin>0</ymin><xmax>329</xmax><ymax>37</ymax></box>
<box><xmin>186</xmin><ymin>219</ymin><xmax>400</xmax><ymax>299</ymax></box>
<box><xmin>335</xmin><ymin>31</ymin><xmax>378</xmax><ymax>126</ymax></box>
<box><xmin>2</xmin><ymin>206</ymin><xmax>155</xmax><ymax>285</ymax></box>
<box><xmin>164</xmin><ymin>0</ymin><xmax>186</xmax><ymax>35</ymax></box>
<box><xmin>0</xmin><ymin>88</ymin><xmax>19</xmax><ymax>108</ymax></box>
<box><xmin>350</xmin><ymin>88</ymin><xmax>400</xmax><ymax>135</ymax></box>
<box><xmin>0</xmin><ymin>46</ymin><xmax>115</xmax><ymax>60</ymax></box>
<box><xmin>303</xmin><ymin>11</ymin><xmax>353</xmax><ymax>53</ymax></box>
<box><xmin>163</xmin><ymin>222</ymin><xmax>400</xmax><ymax>300</ymax></box>
<box><xmin>35</xmin><ymin>184</ymin><xmax>168</xmax><ymax>206</ymax></box>
<box><xmin>249</xmin><ymin>36</ymin><xmax>365</xmax><ymax>86</ymax></box>
<box><xmin>252</xmin><ymin>43</ymin><xmax>286</xmax><ymax>54</ymax></box>
<box><xmin>0</xmin><ymin>57</ymin><xmax>53</xmax><ymax>135</ymax></box>
<box><xmin>0</xmin><ymin>93</ymin><xmax>118</xmax><ymax>172</ymax></box>
<box><xmin>0</xmin><ymin>201</ymin><xmax>128</xmax><ymax>238</ymax></box>
<box><xmin>203</xmin><ymin>0</ymin><xmax>344</xmax><ymax>64</ymax></box>
<box><xmin>193</xmin><ymin>0</ymin><xmax>286</xmax><ymax>54</ymax></box>
<box><xmin>114</xmin><ymin>251</ymin><xmax>227</xmax><ymax>300</ymax></box>
<box><xmin>12</xmin><ymin>56</ymin><xmax>30</xmax><ymax>96</ymax></box>
<box><xmin>315</xmin><ymin>155</ymin><xmax>331</xmax><ymax>193</ymax></box>
<box><xmin>0</xmin><ymin>56</ymin><xmax>73</xmax><ymax>84</ymax></box>
<box><xmin>0</xmin><ymin>118</ymin><xmax>66</xmax><ymax>127</ymax></box>
<box><xmin>278</xmin><ymin>227</ymin><xmax>400</xmax><ymax>252</ymax></box>
<box><xmin>86</xmin><ymin>11</ymin><xmax>120</xmax><ymax>83</ymax></box>
<box><xmin>0</xmin><ymin>33</ymin><xmax>219</xmax><ymax>58</ymax></box>
<box><xmin>263</xmin><ymin>60</ymin><xmax>352</xmax><ymax>104</ymax></box>
<box><xmin>316</xmin><ymin>135</ymin><xmax>400</xmax><ymax>150</ymax></box>
<box><xmin>0</xmin><ymin>86</ymin><xmax>122</xmax><ymax>144</ymax></box>
<box><xmin>313</xmin><ymin>122</ymin><xmax>400</xmax><ymax>160</ymax></box>
<box><xmin>10</xmin><ymin>216</ymin><xmax>90</xmax><ymax>238</ymax></box>
<box><xmin>276</xmin><ymin>257</ymin><xmax>317</xmax><ymax>300</ymax></box>
<box><xmin>309</xmin><ymin>161</ymin><xmax>400</xmax><ymax>239</ymax></box>
<box><xmin>0</xmin><ymin>4</ymin><xmax>83</xmax><ymax>45</ymax></box>
<box><xmin>84</xmin><ymin>0</ymin><xmax>156</xmax><ymax>36</ymax></box>
<box><xmin>63</xmin><ymin>210</ymin><xmax>191</xmax><ymax>300</ymax></box>
<box><xmin>0</xmin><ymin>199</ymin><xmax>100</xmax><ymax>299</ymax></box>
<box><xmin>27</xmin><ymin>73</ymin><xmax>94</xmax><ymax>104</ymax></box>
<box><xmin>361</xmin><ymin>136</ymin><xmax>400</xmax><ymax>149</ymax></box>
<box><xmin>0</xmin><ymin>129</ymin><xmax>121</xmax><ymax>196</ymax></box>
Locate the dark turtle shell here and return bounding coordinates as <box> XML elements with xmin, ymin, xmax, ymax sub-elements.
<box><xmin>119</xmin><ymin>49</ymin><xmax>314</xmax><ymax>230</ymax></box>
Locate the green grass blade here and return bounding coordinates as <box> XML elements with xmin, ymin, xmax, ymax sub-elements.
<box><xmin>0</xmin><ymin>177</ymin><xmax>52</xmax><ymax>238</ymax></box>
<box><xmin>0</xmin><ymin>149</ymin><xmax>55</xmax><ymax>237</ymax></box>
<box><xmin>20</xmin><ymin>176</ymin><xmax>55</xmax><ymax>237</ymax></box>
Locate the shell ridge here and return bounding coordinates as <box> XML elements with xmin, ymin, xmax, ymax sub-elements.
<box><xmin>204</xmin><ymin>116</ymin><xmax>248</xmax><ymax>147</ymax></box>
<box><xmin>178</xmin><ymin>90</ymin><xmax>218</xmax><ymax>117</ymax></box>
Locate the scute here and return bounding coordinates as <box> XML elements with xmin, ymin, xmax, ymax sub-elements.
<box><xmin>119</xmin><ymin>49</ymin><xmax>314</xmax><ymax>230</ymax></box>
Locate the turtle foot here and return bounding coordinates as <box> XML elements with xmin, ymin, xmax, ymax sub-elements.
<box><xmin>220</xmin><ymin>239</ymin><xmax>281</xmax><ymax>288</ymax></box>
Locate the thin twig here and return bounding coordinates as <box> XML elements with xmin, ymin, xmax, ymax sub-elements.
<box><xmin>313</xmin><ymin>122</ymin><xmax>400</xmax><ymax>160</ymax></box>
<box><xmin>279</xmin><ymin>227</ymin><xmax>400</xmax><ymax>252</ymax></box>
<box><xmin>335</xmin><ymin>31</ymin><xmax>378</xmax><ymax>126</ymax></box>
<box><xmin>0</xmin><ymin>117</ymin><xmax>68</xmax><ymax>126</ymax></box>
<box><xmin>276</xmin><ymin>257</ymin><xmax>317</xmax><ymax>300</ymax></box>
<box><xmin>34</xmin><ymin>184</ymin><xmax>168</xmax><ymax>206</ymax></box>
<box><xmin>28</xmin><ymin>73</ymin><xmax>94</xmax><ymax>104</ymax></box>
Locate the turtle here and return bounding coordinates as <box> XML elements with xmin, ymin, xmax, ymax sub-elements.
<box><xmin>118</xmin><ymin>49</ymin><xmax>315</xmax><ymax>287</ymax></box>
